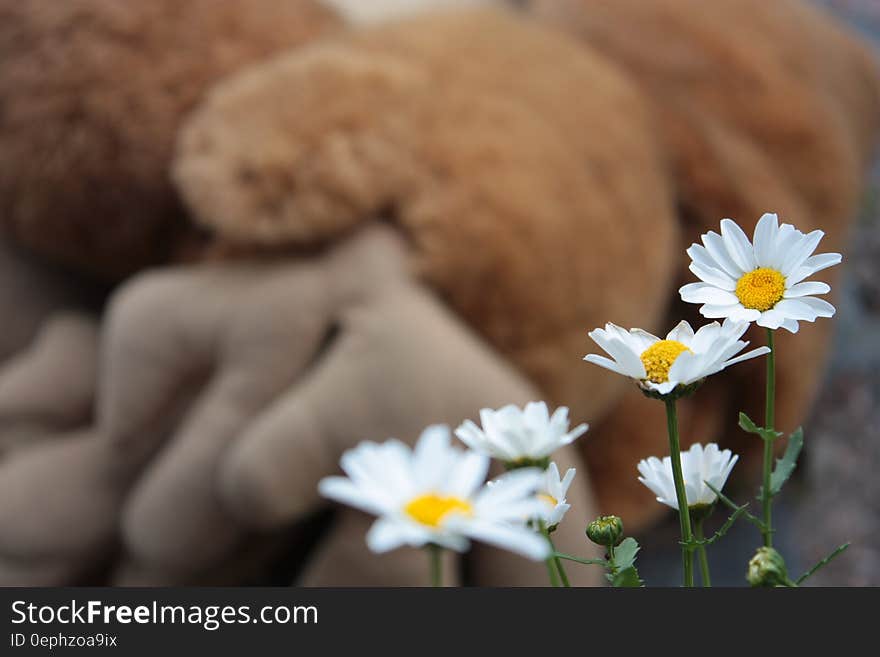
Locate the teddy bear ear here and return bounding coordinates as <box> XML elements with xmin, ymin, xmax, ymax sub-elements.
<box><xmin>0</xmin><ymin>0</ymin><xmax>339</xmax><ymax>280</ymax></box>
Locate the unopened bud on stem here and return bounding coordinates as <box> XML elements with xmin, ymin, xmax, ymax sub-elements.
<box><xmin>747</xmin><ymin>547</ymin><xmax>792</xmax><ymax>587</ymax></box>
<box><xmin>586</xmin><ymin>515</ymin><xmax>624</xmax><ymax>548</ymax></box>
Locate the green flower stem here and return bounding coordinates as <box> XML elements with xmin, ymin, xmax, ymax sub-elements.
<box><xmin>429</xmin><ymin>544</ymin><xmax>443</xmax><ymax>587</ymax></box>
<box><xmin>543</xmin><ymin>556</ymin><xmax>561</xmax><ymax>587</ymax></box>
<box><xmin>550</xmin><ymin>541</ymin><xmax>571</xmax><ymax>587</ymax></box>
<box><xmin>506</xmin><ymin>460</ymin><xmax>567</xmax><ymax>586</ymax></box>
<box><xmin>694</xmin><ymin>518</ymin><xmax>711</xmax><ymax>587</ymax></box>
<box><xmin>762</xmin><ymin>328</ymin><xmax>776</xmax><ymax>548</ymax></box>
<box><xmin>552</xmin><ymin>552</ymin><xmax>608</xmax><ymax>566</ymax></box>
<box><xmin>538</xmin><ymin>520</ymin><xmax>565</xmax><ymax>587</ymax></box>
<box><xmin>664</xmin><ymin>398</ymin><xmax>695</xmax><ymax>587</ymax></box>
<box><xmin>554</xmin><ymin>558</ymin><xmax>570</xmax><ymax>587</ymax></box>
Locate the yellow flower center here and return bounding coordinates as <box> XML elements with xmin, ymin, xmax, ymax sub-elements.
<box><xmin>735</xmin><ymin>267</ymin><xmax>786</xmax><ymax>311</ymax></box>
<box><xmin>640</xmin><ymin>340</ymin><xmax>691</xmax><ymax>384</ymax></box>
<box><xmin>404</xmin><ymin>494</ymin><xmax>473</xmax><ymax>528</ymax></box>
<box><xmin>539</xmin><ymin>493</ymin><xmax>558</xmax><ymax>507</ymax></box>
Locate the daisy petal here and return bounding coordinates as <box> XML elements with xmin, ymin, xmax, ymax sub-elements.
<box><xmin>781</xmin><ymin>230</ymin><xmax>824</xmax><ymax>276</ymax></box>
<box><xmin>588</xmin><ymin>332</ymin><xmax>646</xmax><ymax>377</ymax></box>
<box><xmin>455</xmin><ymin>518</ymin><xmax>551</xmax><ymax>561</ymax></box>
<box><xmin>756</xmin><ymin>309</ymin><xmax>787</xmax><ymax>329</ymax></box>
<box><xmin>679</xmin><ymin>283</ymin><xmax>739</xmax><ymax>305</ymax></box>
<box><xmin>721</xmin><ymin>346</ymin><xmax>771</xmax><ymax>368</ymax></box>
<box><xmin>318</xmin><ymin>476</ymin><xmax>388</xmax><ymax>516</ymax></box>
<box><xmin>445</xmin><ymin>450</ymin><xmax>490</xmax><ymax>499</ymax></box>
<box><xmin>582</xmin><ymin>353</ymin><xmax>634</xmax><ymax>377</ymax></box>
<box><xmin>414</xmin><ymin>425</ymin><xmax>455</xmax><ymax>487</ymax></box>
<box><xmin>430</xmin><ymin>532</ymin><xmax>471</xmax><ymax>553</ymax></box>
<box><xmin>796</xmin><ymin>296</ymin><xmax>836</xmax><ymax>317</ymax></box>
<box><xmin>690</xmin><ymin>261</ymin><xmax>737</xmax><ymax>291</ymax></box>
<box><xmin>720</xmin><ymin>218</ymin><xmax>757</xmax><ymax>272</ymax></box>
<box><xmin>560</xmin><ymin>467</ymin><xmax>576</xmax><ymax>492</ymax></box>
<box><xmin>699</xmin><ymin>304</ymin><xmax>760</xmax><ymax>323</ymax></box>
<box><xmin>454</xmin><ymin>419</ymin><xmax>487</xmax><ymax>451</ymax></box>
<box><xmin>627</xmin><ymin>328</ymin><xmax>662</xmax><ymax>353</ymax></box>
<box><xmin>774</xmin><ymin>298</ymin><xmax>821</xmax><ymax>321</ymax></box>
<box><xmin>786</xmin><ymin>252</ymin><xmax>842</xmax><ymax>286</ymax></box>
<box><xmin>667</xmin><ymin>350</ymin><xmax>701</xmax><ymax>385</ymax></box>
<box><xmin>648</xmin><ymin>380</ymin><xmax>678</xmax><ymax>396</ymax></box>
<box><xmin>784</xmin><ymin>281</ymin><xmax>830</xmax><ymax>298</ymax></box>
<box><xmin>476</xmin><ymin>468</ymin><xmax>543</xmax><ymax>511</ymax></box>
<box><xmin>688</xmin><ymin>242</ymin><xmax>739</xmax><ymax>279</ymax></box>
<box><xmin>702</xmin><ymin>231</ymin><xmax>746</xmax><ymax>278</ymax></box>
<box><xmin>366</xmin><ymin>518</ymin><xmax>425</xmax><ymax>553</ymax></box>
<box><xmin>638</xmin><ymin>442</ymin><xmax>739</xmax><ymax>511</ymax></box>
<box><xmin>753</xmin><ymin>213</ymin><xmax>779</xmax><ymax>266</ymax></box>
<box><xmin>666</xmin><ymin>320</ymin><xmax>696</xmax><ymax>343</ymax></box>
<box><xmin>780</xmin><ymin>318</ymin><xmax>800</xmax><ymax>333</ymax></box>
<box><xmin>768</xmin><ymin>224</ymin><xmax>801</xmax><ymax>271</ymax></box>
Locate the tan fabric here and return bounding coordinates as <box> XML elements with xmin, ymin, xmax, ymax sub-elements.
<box><xmin>0</xmin><ymin>314</ymin><xmax>98</xmax><ymax>443</ymax></box>
<box><xmin>0</xmin><ymin>227</ymin><xmax>600</xmax><ymax>585</ymax></box>
<box><xmin>0</xmin><ymin>431</ymin><xmax>120</xmax><ymax>584</ymax></box>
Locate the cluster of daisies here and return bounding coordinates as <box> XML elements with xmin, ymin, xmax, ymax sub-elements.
<box><xmin>586</xmin><ymin>213</ymin><xmax>839</xmax><ymax>398</ymax></box>
<box><xmin>318</xmin><ymin>213</ymin><xmax>841</xmax><ymax>586</ymax></box>
<box><xmin>319</xmin><ymin>402</ymin><xmax>587</xmax><ymax>562</ymax></box>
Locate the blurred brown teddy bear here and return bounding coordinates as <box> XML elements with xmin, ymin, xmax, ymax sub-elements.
<box><xmin>0</xmin><ymin>0</ymin><xmax>876</xmax><ymax>586</ymax></box>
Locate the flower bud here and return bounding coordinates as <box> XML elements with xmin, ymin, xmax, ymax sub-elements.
<box><xmin>747</xmin><ymin>547</ymin><xmax>789</xmax><ymax>587</ymax></box>
<box><xmin>586</xmin><ymin>515</ymin><xmax>624</xmax><ymax>547</ymax></box>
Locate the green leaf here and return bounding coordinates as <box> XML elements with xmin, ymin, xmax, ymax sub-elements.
<box><xmin>738</xmin><ymin>411</ymin><xmax>760</xmax><ymax>433</ymax></box>
<box><xmin>601</xmin><ymin>538</ymin><xmax>644</xmax><ymax>587</ymax></box>
<box><xmin>608</xmin><ymin>566</ymin><xmax>643</xmax><ymax>587</ymax></box>
<box><xmin>705</xmin><ymin>482</ymin><xmax>765</xmax><ymax>531</ymax></box>
<box><xmin>611</xmin><ymin>537</ymin><xmax>640</xmax><ymax>572</ymax></box>
<box><xmin>703</xmin><ymin>503</ymin><xmax>747</xmax><ymax>546</ymax></box>
<box><xmin>768</xmin><ymin>428</ymin><xmax>804</xmax><ymax>495</ymax></box>
<box><xmin>738</xmin><ymin>412</ymin><xmax>782</xmax><ymax>442</ymax></box>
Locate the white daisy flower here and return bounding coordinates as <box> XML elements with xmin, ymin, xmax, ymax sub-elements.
<box><xmin>539</xmin><ymin>462</ymin><xmax>576</xmax><ymax>528</ymax></box>
<box><xmin>584</xmin><ymin>318</ymin><xmax>770</xmax><ymax>397</ymax></box>
<box><xmin>318</xmin><ymin>425</ymin><xmax>551</xmax><ymax>560</ymax></box>
<box><xmin>454</xmin><ymin>401</ymin><xmax>588</xmax><ymax>464</ymax></box>
<box><xmin>637</xmin><ymin>443</ymin><xmax>739</xmax><ymax>511</ymax></box>
<box><xmin>680</xmin><ymin>213</ymin><xmax>841</xmax><ymax>333</ymax></box>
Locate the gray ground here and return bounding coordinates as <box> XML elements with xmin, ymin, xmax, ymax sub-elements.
<box><xmin>638</xmin><ymin>0</ymin><xmax>880</xmax><ymax>586</ymax></box>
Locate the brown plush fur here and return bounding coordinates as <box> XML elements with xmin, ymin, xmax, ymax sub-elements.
<box><xmin>174</xmin><ymin>8</ymin><xmax>680</xmax><ymax>427</ymax></box>
<box><xmin>0</xmin><ymin>0</ymin><xmax>339</xmax><ymax>279</ymax></box>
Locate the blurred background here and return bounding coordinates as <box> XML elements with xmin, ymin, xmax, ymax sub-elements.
<box><xmin>0</xmin><ymin>0</ymin><xmax>877</xmax><ymax>587</ymax></box>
